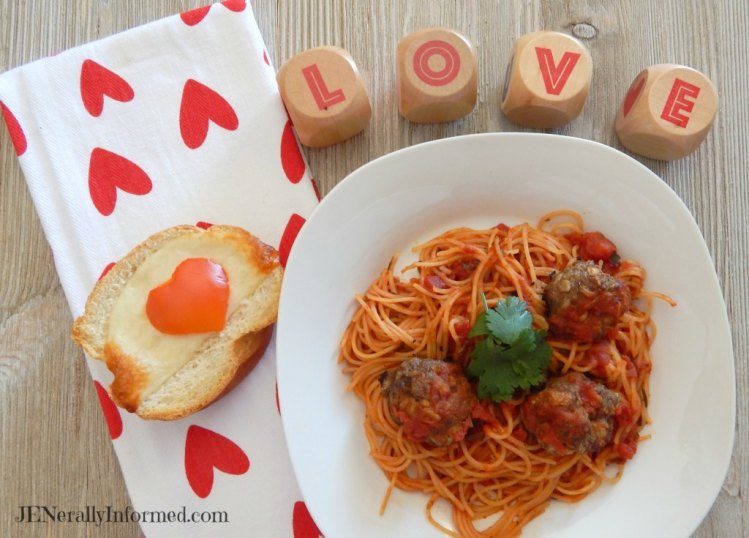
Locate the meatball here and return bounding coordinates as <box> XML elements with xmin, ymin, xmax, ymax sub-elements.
<box><xmin>544</xmin><ymin>260</ymin><xmax>631</xmax><ymax>342</ymax></box>
<box><xmin>380</xmin><ymin>358</ymin><xmax>478</xmax><ymax>447</ymax></box>
<box><xmin>520</xmin><ymin>372</ymin><xmax>623</xmax><ymax>456</ymax></box>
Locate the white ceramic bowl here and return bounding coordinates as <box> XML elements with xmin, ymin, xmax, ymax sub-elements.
<box><xmin>277</xmin><ymin>133</ymin><xmax>735</xmax><ymax>538</ymax></box>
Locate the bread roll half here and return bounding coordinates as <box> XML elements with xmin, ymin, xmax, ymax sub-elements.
<box><xmin>72</xmin><ymin>225</ymin><xmax>282</xmax><ymax>420</ymax></box>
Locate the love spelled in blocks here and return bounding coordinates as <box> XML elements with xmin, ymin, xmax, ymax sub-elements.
<box><xmin>277</xmin><ymin>46</ymin><xmax>371</xmax><ymax>148</ymax></box>
<box><xmin>396</xmin><ymin>28</ymin><xmax>478</xmax><ymax>123</ymax></box>
<box><xmin>501</xmin><ymin>31</ymin><xmax>592</xmax><ymax>129</ymax></box>
<box><xmin>615</xmin><ymin>64</ymin><xmax>718</xmax><ymax>160</ymax></box>
<box><xmin>276</xmin><ymin>29</ymin><xmax>716</xmax><ymax>159</ymax></box>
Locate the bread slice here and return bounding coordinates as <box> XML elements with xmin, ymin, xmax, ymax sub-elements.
<box><xmin>72</xmin><ymin>224</ymin><xmax>282</xmax><ymax>420</ymax></box>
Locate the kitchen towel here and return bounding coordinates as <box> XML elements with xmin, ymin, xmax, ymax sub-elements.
<box><xmin>0</xmin><ymin>1</ymin><xmax>321</xmax><ymax>536</ymax></box>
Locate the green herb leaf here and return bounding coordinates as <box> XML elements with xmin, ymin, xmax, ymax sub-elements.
<box><xmin>466</xmin><ymin>296</ymin><xmax>551</xmax><ymax>403</ymax></box>
<box><xmin>485</xmin><ymin>296</ymin><xmax>533</xmax><ymax>344</ymax></box>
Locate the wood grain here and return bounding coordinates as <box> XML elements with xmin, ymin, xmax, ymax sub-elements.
<box><xmin>1</xmin><ymin>1</ymin><xmax>746</xmax><ymax>536</ymax></box>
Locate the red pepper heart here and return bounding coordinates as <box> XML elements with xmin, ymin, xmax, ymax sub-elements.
<box><xmin>80</xmin><ymin>60</ymin><xmax>134</xmax><ymax>117</ymax></box>
<box><xmin>1</xmin><ymin>101</ymin><xmax>27</xmax><ymax>156</ymax></box>
<box><xmin>184</xmin><ymin>425</ymin><xmax>250</xmax><ymax>499</ymax></box>
<box><xmin>88</xmin><ymin>148</ymin><xmax>152</xmax><ymax>216</ymax></box>
<box><xmin>179</xmin><ymin>79</ymin><xmax>239</xmax><ymax>149</ymax></box>
<box><xmin>94</xmin><ymin>381</ymin><xmax>123</xmax><ymax>440</ymax></box>
<box><xmin>146</xmin><ymin>258</ymin><xmax>229</xmax><ymax>335</ymax></box>
<box><xmin>293</xmin><ymin>501</ymin><xmax>324</xmax><ymax>538</ymax></box>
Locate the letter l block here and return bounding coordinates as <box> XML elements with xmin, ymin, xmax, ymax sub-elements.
<box><xmin>277</xmin><ymin>46</ymin><xmax>372</xmax><ymax>148</ymax></box>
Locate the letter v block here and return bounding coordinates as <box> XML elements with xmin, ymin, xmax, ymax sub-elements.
<box><xmin>397</xmin><ymin>28</ymin><xmax>478</xmax><ymax>123</ymax></box>
<box><xmin>277</xmin><ymin>46</ymin><xmax>372</xmax><ymax>147</ymax></box>
<box><xmin>615</xmin><ymin>64</ymin><xmax>717</xmax><ymax>160</ymax></box>
<box><xmin>501</xmin><ymin>31</ymin><xmax>592</xmax><ymax>129</ymax></box>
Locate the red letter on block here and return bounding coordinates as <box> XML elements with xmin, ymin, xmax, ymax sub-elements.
<box><xmin>301</xmin><ymin>64</ymin><xmax>346</xmax><ymax>110</ymax></box>
<box><xmin>660</xmin><ymin>78</ymin><xmax>701</xmax><ymax>128</ymax></box>
<box><xmin>535</xmin><ymin>47</ymin><xmax>581</xmax><ymax>95</ymax></box>
<box><xmin>412</xmin><ymin>40</ymin><xmax>461</xmax><ymax>86</ymax></box>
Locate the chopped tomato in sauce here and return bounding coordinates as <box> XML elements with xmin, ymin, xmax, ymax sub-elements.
<box><xmin>568</xmin><ymin>231</ymin><xmax>620</xmax><ymax>270</ymax></box>
<box><xmin>423</xmin><ymin>274</ymin><xmax>446</xmax><ymax>291</ymax></box>
<box><xmin>616</xmin><ymin>434</ymin><xmax>639</xmax><ymax>460</ymax></box>
<box><xmin>584</xmin><ymin>341</ymin><xmax>613</xmax><ymax>378</ymax></box>
<box><xmin>453</xmin><ymin>317</ymin><xmax>472</xmax><ymax>339</ymax></box>
<box><xmin>448</xmin><ymin>259</ymin><xmax>480</xmax><ymax>280</ymax></box>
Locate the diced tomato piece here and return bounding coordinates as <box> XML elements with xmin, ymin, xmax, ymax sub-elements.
<box><xmin>584</xmin><ymin>341</ymin><xmax>613</xmax><ymax>378</ymax></box>
<box><xmin>423</xmin><ymin>274</ymin><xmax>446</xmax><ymax>291</ymax></box>
<box><xmin>616</xmin><ymin>435</ymin><xmax>639</xmax><ymax>460</ymax></box>
<box><xmin>471</xmin><ymin>402</ymin><xmax>498</xmax><ymax>426</ymax></box>
<box><xmin>453</xmin><ymin>317</ymin><xmax>471</xmax><ymax>339</ymax></box>
<box><xmin>615</xmin><ymin>402</ymin><xmax>634</xmax><ymax>428</ymax></box>
<box><xmin>448</xmin><ymin>259</ymin><xmax>480</xmax><ymax>280</ymax></box>
<box><xmin>568</xmin><ymin>231</ymin><xmax>619</xmax><ymax>267</ymax></box>
<box><xmin>512</xmin><ymin>426</ymin><xmax>528</xmax><ymax>442</ymax></box>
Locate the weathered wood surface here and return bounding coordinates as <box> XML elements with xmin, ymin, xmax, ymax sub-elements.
<box><xmin>1</xmin><ymin>1</ymin><xmax>746</xmax><ymax>536</ymax></box>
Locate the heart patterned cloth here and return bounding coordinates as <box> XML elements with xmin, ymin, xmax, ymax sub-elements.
<box><xmin>0</xmin><ymin>2</ymin><xmax>322</xmax><ymax>536</ymax></box>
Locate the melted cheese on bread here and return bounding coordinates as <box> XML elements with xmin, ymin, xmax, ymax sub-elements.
<box><xmin>106</xmin><ymin>231</ymin><xmax>271</xmax><ymax>408</ymax></box>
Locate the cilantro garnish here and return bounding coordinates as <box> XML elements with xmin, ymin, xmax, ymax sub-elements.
<box><xmin>466</xmin><ymin>295</ymin><xmax>551</xmax><ymax>402</ymax></box>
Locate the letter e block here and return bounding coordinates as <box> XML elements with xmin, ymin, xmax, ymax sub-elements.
<box><xmin>277</xmin><ymin>46</ymin><xmax>371</xmax><ymax>148</ymax></box>
<box><xmin>501</xmin><ymin>31</ymin><xmax>592</xmax><ymax>129</ymax></box>
<box><xmin>615</xmin><ymin>64</ymin><xmax>717</xmax><ymax>160</ymax></box>
<box><xmin>397</xmin><ymin>28</ymin><xmax>478</xmax><ymax>123</ymax></box>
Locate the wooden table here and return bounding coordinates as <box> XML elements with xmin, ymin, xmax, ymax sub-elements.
<box><xmin>1</xmin><ymin>1</ymin><xmax>746</xmax><ymax>536</ymax></box>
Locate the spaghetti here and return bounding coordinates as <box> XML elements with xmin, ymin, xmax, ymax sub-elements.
<box><xmin>338</xmin><ymin>210</ymin><xmax>675</xmax><ymax>537</ymax></box>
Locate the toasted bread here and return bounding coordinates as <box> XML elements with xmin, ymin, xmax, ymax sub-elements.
<box><xmin>72</xmin><ymin>225</ymin><xmax>282</xmax><ymax>420</ymax></box>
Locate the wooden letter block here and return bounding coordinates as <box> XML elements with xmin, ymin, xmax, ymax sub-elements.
<box><xmin>615</xmin><ymin>64</ymin><xmax>718</xmax><ymax>160</ymax></box>
<box><xmin>397</xmin><ymin>28</ymin><xmax>478</xmax><ymax>123</ymax></box>
<box><xmin>277</xmin><ymin>46</ymin><xmax>371</xmax><ymax>148</ymax></box>
<box><xmin>501</xmin><ymin>31</ymin><xmax>592</xmax><ymax>129</ymax></box>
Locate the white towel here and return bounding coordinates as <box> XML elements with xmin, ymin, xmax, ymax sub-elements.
<box><xmin>0</xmin><ymin>2</ymin><xmax>321</xmax><ymax>536</ymax></box>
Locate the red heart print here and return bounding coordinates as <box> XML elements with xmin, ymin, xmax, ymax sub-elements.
<box><xmin>88</xmin><ymin>148</ymin><xmax>152</xmax><ymax>216</ymax></box>
<box><xmin>263</xmin><ymin>50</ymin><xmax>270</xmax><ymax>66</ymax></box>
<box><xmin>221</xmin><ymin>0</ymin><xmax>247</xmax><ymax>11</ymax></box>
<box><xmin>279</xmin><ymin>213</ymin><xmax>306</xmax><ymax>268</ymax></box>
<box><xmin>184</xmin><ymin>425</ymin><xmax>250</xmax><ymax>498</ymax></box>
<box><xmin>98</xmin><ymin>262</ymin><xmax>116</xmax><ymax>281</ymax></box>
<box><xmin>281</xmin><ymin>120</ymin><xmax>305</xmax><ymax>183</ymax></box>
<box><xmin>623</xmin><ymin>73</ymin><xmax>647</xmax><ymax>117</ymax></box>
<box><xmin>311</xmin><ymin>178</ymin><xmax>321</xmax><ymax>201</ymax></box>
<box><xmin>180</xmin><ymin>79</ymin><xmax>239</xmax><ymax>149</ymax></box>
<box><xmin>180</xmin><ymin>5</ymin><xmax>211</xmax><ymax>26</ymax></box>
<box><xmin>180</xmin><ymin>1</ymin><xmax>245</xmax><ymax>26</ymax></box>
<box><xmin>293</xmin><ymin>501</ymin><xmax>323</xmax><ymax>538</ymax></box>
<box><xmin>1</xmin><ymin>101</ymin><xmax>27</xmax><ymax>156</ymax></box>
<box><xmin>80</xmin><ymin>60</ymin><xmax>134</xmax><ymax>117</ymax></box>
<box><xmin>94</xmin><ymin>381</ymin><xmax>123</xmax><ymax>440</ymax></box>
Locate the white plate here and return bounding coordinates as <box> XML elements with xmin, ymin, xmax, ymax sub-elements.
<box><xmin>276</xmin><ymin>133</ymin><xmax>735</xmax><ymax>538</ymax></box>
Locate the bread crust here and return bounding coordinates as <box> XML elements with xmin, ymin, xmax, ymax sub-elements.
<box><xmin>71</xmin><ymin>224</ymin><xmax>282</xmax><ymax>420</ymax></box>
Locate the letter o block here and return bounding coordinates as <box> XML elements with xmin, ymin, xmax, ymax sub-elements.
<box><xmin>397</xmin><ymin>28</ymin><xmax>478</xmax><ymax>123</ymax></box>
<box><xmin>615</xmin><ymin>64</ymin><xmax>718</xmax><ymax>160</ymax></box>
<box><xmin>277</xmin><ymin>46</ymin><xmax>371</xmax><ymax>148</ymax></box>
<box><xmin>501</xmin><ymin>31</ymin><xmax>592</xmax><ymax>129</ymax></box>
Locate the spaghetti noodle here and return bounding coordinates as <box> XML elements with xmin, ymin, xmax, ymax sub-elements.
<box><xmin>338</xmin><ymin>210</ymin><xmax>675</xmax><ymax>537</ymax></box>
